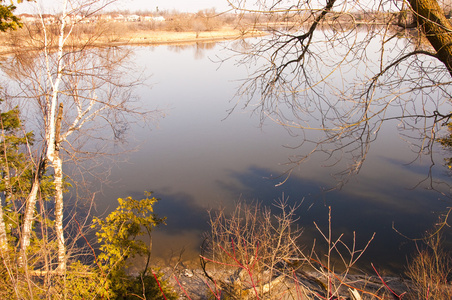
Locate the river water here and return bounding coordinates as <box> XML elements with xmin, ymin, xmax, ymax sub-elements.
<box><xmin>80</xmin><ymin>40</ymin><xmax>452</xmax><ymax>273</ymax></box>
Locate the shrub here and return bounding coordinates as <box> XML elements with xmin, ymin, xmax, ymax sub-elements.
<box><xmin>92</xmin><ymin>192</ymin><xmax>176</xmax><ymax>300</ymax></box>
<box><xmin>406</xmin><ymin>232</ymin><xmax>452</xmax><ymax>300</ymax></box>
<box><xmin>200</xmin><ymin>199</ymin><xmax>382</xmax><ymax>299</ymax></box>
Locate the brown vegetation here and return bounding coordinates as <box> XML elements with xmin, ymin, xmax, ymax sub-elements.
<box><xmin>154</xmin><ymin>200</ymin><xmax>451</xmax><ymax>300</ymax></box>
<box><xmin>195</xmin><ymin>200</ymin><xmax>413</xmax><ymax>299</ymax></box>
<box><xmin>406</xmin><ymin>230</ymin><xmax>452</xmax><ymax>299</ymax></box>
<box><xmin>0</xmin><ymin>12</ymin><xmax>265</xmax><ymax>56</ymax></box>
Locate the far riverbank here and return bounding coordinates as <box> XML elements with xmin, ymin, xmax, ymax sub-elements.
<box><xmin>0</xmin><ymin>26</ymin><xmax>265</xmax><ymax>56</ymax></box>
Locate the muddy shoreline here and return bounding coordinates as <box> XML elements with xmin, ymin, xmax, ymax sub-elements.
<box><xmin>157</xmin><ymin>266</ymin><xmax>414</xmax><ymax>300</ymax></box>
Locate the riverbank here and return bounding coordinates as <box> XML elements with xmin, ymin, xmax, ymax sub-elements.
<box><xmin>107</xmin><ymin>28</ymin><xmax>265</xmax><ymax>46</ymax></box>
<box><xmin>0</xmin><ymin>26</ymin><xmax>265</xmax><ymax>56</ymax></box>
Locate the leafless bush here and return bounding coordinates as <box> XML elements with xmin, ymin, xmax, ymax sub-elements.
<box><xmin>406</xmin><ymin>230</ymin><xmax>452</xmax><ymax>300</ymax></box>
<box><xmin>164</xmin><ymin>11</ymin><xmax>225</xmax><ymax>33</ymax></box>
<box><xmin>165</xmin><ymin>14</ymin><xmax>194</xmax><ymax>32</ymax></box>
<box><xmin>200</xmin><ymin>198</ymin><xmax>389</xmax><ymax>299</ymax></box>
<box><xmin>201</xmin><ymin>199</ymin><xmax>302</xmax><ymax>298</ymax></box>
<box><xmin>195</xmin><ymin>9</ymin><xmax>223</xmax><ymax>31</ymax></box>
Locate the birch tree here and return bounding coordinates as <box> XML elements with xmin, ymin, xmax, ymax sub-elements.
<box><xmin>226</xmin><ymin>0</ymin><xmax>452</xmax><ymax>183</ymax></box>
<box><xmin>3</xmin><ymin>0</ymin><xmax>153</xmax><ymax>273</ymax></box>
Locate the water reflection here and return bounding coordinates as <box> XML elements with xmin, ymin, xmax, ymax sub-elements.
<box><xmin>151</xmin><ymin>191</ymin><xmax>210</xmax><ymax>235</ymax></box>
<box><xmin>167</xmin><ymin>41</ymin><xmax>218</xmax><ymax>59</ymax></box>
<box><xmin>90</xmin><ymin>42</ymin><xmax>451</xmax><ymax>273</ymax></box>
<box><xmin>216</xmin><ymin>165</ymin><xmax>449</xmax><ymax>271</ymax></box>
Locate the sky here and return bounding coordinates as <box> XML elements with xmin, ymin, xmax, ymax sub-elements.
<box><xmin>14</xmin><ymin>1</ymin><xmax>385</xmax><ymax>15</ymax></box>
<box><xmin>15</xmin><ymin>0</ymin><xmax>234</xmax><ymax>14</ymax></box>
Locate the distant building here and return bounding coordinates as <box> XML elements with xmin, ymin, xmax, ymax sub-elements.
<box><xmin>152</xmin><ymin>16</ymin><xmax>165</xmax><ymax>22</ymax></box>
<box><xmin>141</xmin><ymin>16</ymin><xmax>165</xmax><ymax>22</ymax></box>
<box><xmin>15</xmin><ymin>13</ymin><xmax>165</xmax><ymax>26</ymax></box>
<box><xmin>112</xmin><ymin>14</ymin><xmax>125</xmax><ymax>22</ymax></box>
<box><xmin>126</xmin><ymin>15</ymin><xmax>140</xmax><ymax>22</ymax></box>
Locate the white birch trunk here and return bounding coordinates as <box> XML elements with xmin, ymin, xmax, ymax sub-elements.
<box><xmin>1</xmin><ymin>131</ymin><xmax>13</xmax><ymax>254</ymax></box>
<box><xmin>42</xmin><ymin>0</ymin><xmax>68</xmax><ymax>273</ymax></box>
<box><xmin>0</xmin><ymin>173</ymin><xmax>10</xmax><ymax>254</ymax></box>
<box><xmin>0</xmin><ymin>199</ymin><xmax>8</xmax><ymax>253</ymax></box>
<box><xmin>19</xmin><ymin>177</ymin><xmax>40</xmax><ymax>265</ymax></box>
<box><xmin>53</xmin><ymin>154</ymin><xmax>65</xmax><ymax>273</ymax></box>
<box><xmin>53</xmin><ymin>103</ymin><xmax>65</xmax><ymax>273</ymax></box>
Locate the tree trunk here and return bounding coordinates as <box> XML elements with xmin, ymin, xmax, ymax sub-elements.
<box><xmin>43</xmin><ymin>1</ymin><xmax>68</xmax><ymax>273</ymax></box>
<box><xmin>53</xmin><ymin>103</ymin><xmax>65</xmax><ymax>273</ymax></box>
<box><xmin>0</xmin><ymin>173</ymin><xmax>10</xmax><ymax>254</ymax></box>
<box><xmin>53</xmin><ymin>154</ymin><xmax>65</xmax><ymax>273</ymax></box>
<box><xmin>0</xmin><ymin>198</ymin><xmax>8</xmax><ymax>253</ymax></box>
<box><xmin>19</xmin><ymin>176</ymin><xmax>40</xmax><ymax>265</ymax></box>
<box><xmin>409</xmin><ymin>0</ymin><xmax>452</xmax><ymax>75</ymax></box>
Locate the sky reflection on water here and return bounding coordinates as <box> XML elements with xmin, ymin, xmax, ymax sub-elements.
<box><xmin>94</xmin><ymin>42</ymin><xmax>452</xmax><ymax>273</ymax></box>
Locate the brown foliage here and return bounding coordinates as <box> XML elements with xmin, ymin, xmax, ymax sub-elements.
<box><xmin>406</xmin><ymin>233</ymin><xmax>452</xmax><ymax>299</ymax></box>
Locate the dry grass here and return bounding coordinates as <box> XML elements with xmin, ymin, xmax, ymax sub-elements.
<box><xmin>406</xmin><ymin>232</ymin><xmax>452</xmax><ymax>300</ymax></box>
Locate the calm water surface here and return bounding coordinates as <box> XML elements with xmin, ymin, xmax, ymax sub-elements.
<box><xmin>95</xmin><ymin>42</ymin><xmax>452</xmax><ymax>273</ymax></box>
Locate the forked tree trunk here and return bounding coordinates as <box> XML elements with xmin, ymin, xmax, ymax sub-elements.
<box><xmin>44</xmin><ymin>1</ymin><xmax>68</xmax><ymax>272</ymax></box>
<box><xmin>409</xmin><ymin>0</ymin><xmax>452</xmax><ymax>75</ymax></box>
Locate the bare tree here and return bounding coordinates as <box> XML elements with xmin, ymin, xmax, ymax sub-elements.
<box><xmin>2</xmin><ymin>0</ymin><xmax>155</xmax><ymax>273</ymax></box>
<box><xmin>225</xmin><ymin>0</ymin><xmax>452</xmax><ymax>184</ymax></box>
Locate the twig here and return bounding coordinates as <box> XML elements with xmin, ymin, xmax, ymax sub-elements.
<box><xmin>74</xmin><ymin>218</ymin><xmax>105</xmax><ymax>278</ymax></box>
<box><xmin>152</xmin><ymin>269</ymin><xmax>168</xmax><ymax>300</ymax></box>
<box><xmin>173</xmin><ymin>274</ymin><xmax>192</xmax><ymax>300</ymax></box>
<box><xmin>307</xmin><ymin>257</ymin><xmax>383</xmax><ymax>300</ymax></box>
<box><xmin>371</xmin><ymin>263</ymin><xmax>406</xmax><ymax>299</ymax></box>
<box><xmin>205</xmin><ymin>279</ymin><xmax>222</xmax><ymax>300</ymax></box>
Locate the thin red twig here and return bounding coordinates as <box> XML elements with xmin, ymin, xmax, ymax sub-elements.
<box><xmin>74</xmin><ymin>219</ymin><xmax>105</xmax><ymax>277</ymax></box>
<box><xmin>371</xmin><ymin>263</ymin><xmax>406</xmax><ymax>299</ymax></box>
<box><xmin>200</xmin><ymin>255</ymin><xmax>241</xmax><ymax>267</ymax></box>
<box><xmin>308</xmin><ymin>257</ymin><xmax>382</xmax><ymax>299</ymax></box>
<box><xmin>293</xmin><ymin>270</ymin><xmax>303</xmax><ymax>299</ymax></box>
<box><xmin>219</xmin><ymin>240</ymin><xmax>261</xmax><ymax>299</ymax></box>
<box><xmin>205</xmin><ymin>279</ymin><xmax>221</xmax><ymax>300</ymax></box>
<box><xmin>173</xmin><ymin>274</ymin><xmax>192</xmax><ymax>300</ymax></box>
<box><xmin>152</xmin><ymin>270</ymin><xmax>168</xmax><ymax>300</ymax></box>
